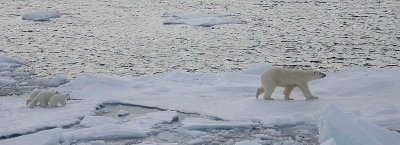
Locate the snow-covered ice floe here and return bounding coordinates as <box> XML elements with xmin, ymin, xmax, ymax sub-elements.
<box><xmin>22</xmin><ymin>10</ymin><xmax>61</xmax><ymax>21</ymax></box>
<box><xmin>319</xmin><ymin>104</ymin><xmax>400</xmax><ymax>145</ymax></box>
<box><xmin>163</xmin><ymin>12</ymin><xmax>246</xmax><ymax>27</ymax></box>
<box><xmin>63</xmin><ymin>111</ymin><xmax>178</xmax><ymax>144</ymax></box>
<box><xmin>1</xmin><ymin>56</ymin><xmax>400</xmax><ymax>144</ymax></box>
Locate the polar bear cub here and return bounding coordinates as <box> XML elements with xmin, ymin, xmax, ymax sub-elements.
<box><xmin>256</xmin><ymin>67</ymin><xmax>326</xmax><ymax>100</ymax></box>
<box><xmin>29</xmin><ymin>90</ymin><xmax>59</xmax><ymax>107</ymax></box>
<box><xmin>48</xmin><ymin>94</ymin><xmax>70</xmax><ymax>108</ymax></box>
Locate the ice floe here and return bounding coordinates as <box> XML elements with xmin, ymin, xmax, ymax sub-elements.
<box><xmin>163</xmin><ymin>13</ymin><xmax>246</xmax><ymax>27</ymax></box>
<box><xmin>80</xmin><ymin>116</ymin><xmax>118</xmax><ymax>127</ymax></box>
<box><xmin>1</xmin><ymin>56</ymin><xmax>400</xmax><ymax>144</ymax></box>
<box><xmin>0</xmin><ymin>128</ymin><xmax>63</xmax><ymax>145</ymax></box>
<box><xmin>117</xmin><ymin>110</ymin><xmax>130</xmax><ymax>117</ymax></box>
<box><xmin>22</xmin><ymin>10</ymin><xmax>61</xmax><ymax>21</ymax></box>
<box><xmin>318</xmin><ymin>104</ymin><xmax>400</xmax><ymax>145</ymax></box>
<box><xmin>62</xmin><ymin>111</ymin><xmax>178</xmax><ymax>144</ymax></box>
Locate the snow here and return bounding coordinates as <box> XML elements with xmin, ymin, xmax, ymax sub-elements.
<box><xmin>80</xmin><ymin>116</ymin><xmax>118</xmax><ymax>127</ymax></box>
<box><xmin>318</xmin><ymin>104</ymin><xmax>400</xmax><ymax>145</ymax></box>
<box><xmin>1</xmin><ymin>56</ymin><xmax>400</xmax><ymax>144</ymax></box>
<box><xmin>0</xmin><ymin>128</ymin><xmax>63</xmax><ymax>145</ymax></box>
<box><xmin>63</xmin><ymin>111</ymin><xmax>178</xmax><ymax>144</ymax></box>
<box><xmin>22</xmin><ymin>10</ymin><xmax>61</xmax><ymax>21</ymax></box>
<box><xmin>63</xmin><ymin>123</ymin><xmax>146</xmax><ymax>143</ymax></box>
<box><xmin>163</xmin><ymin>13</ymin><xmax>246</xmax><ymax>27</ymax></box>
<box><xmin>117</xmin><ymin>110</ymin><xmax>130</xmax><ymax>117</ymax></box>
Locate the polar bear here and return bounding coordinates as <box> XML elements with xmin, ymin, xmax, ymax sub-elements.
<box><xmin>29</xmin><ymin>90</ymin><xmax>59</xmax><ymax>108</ymax></box>
<box><xmin>256</xmin><ymin>67</ymin><xmax>326</xmax><ymax>100</ymax></box>
<box><xmin>26</xmin><ymin>90</ymin><xmax>41</xmax><ymax>106</ymax></box>
<box><xmin>48</xmin><ymin>94</ymin><xmax>70</xmax><ymax>108</ymax></box>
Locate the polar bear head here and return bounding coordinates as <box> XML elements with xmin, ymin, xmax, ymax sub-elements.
<box><xmin>311</xmin><ymin>71</ymin><xmax>326</xmax><ymax>80</ymax></box>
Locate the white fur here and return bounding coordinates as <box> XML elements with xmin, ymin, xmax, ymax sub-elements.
<box><xmin>26</xmin><ymin>90</ymin><xmax>40</xmax><ymax>106</ymax></box>
<box><xmin>29</xmin><ymin>91</ymin><xmax>59</xmax><ymax>108</ymax></box>
<box><xmin>48</xmin><ymin>94</ymin><xmax>70</xmax><ymax>108</ymax></box>
<box><xmin>256</xmin><ymin>67</ymin><xmax>326</xmax><ymax>100</ymax></box>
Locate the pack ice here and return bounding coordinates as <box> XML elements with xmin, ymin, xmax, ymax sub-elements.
<box><xmin>1</xmin><ymin>56</ymin><xmax>400</xmax><ymax>144</ymax></box>
<box><xmin>22</xmin><ymin>10</ymin><xmax>61</xmax><ymax>21</ymax></box>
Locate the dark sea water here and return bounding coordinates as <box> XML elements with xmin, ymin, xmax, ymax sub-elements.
<box><xmin>1</xmin><ymin>0</ymin><xmax>399</xmax><ymax>78</ymax></box>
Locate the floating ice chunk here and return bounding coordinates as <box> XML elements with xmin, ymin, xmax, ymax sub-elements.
<box><xmin>22</xmin><ymin>10</ymin><xmax>61</xmax><ymax>21</ymax></box>
<box><xmin>0</xmin><ymin>128</ymin><xmax>63</xmax><ymax>145</ymax></box>
<box><xmin>80</xmin><ymin>116</ymin><xmax>118</xmax><ymax>127</ymax></box>
<box><xmin>64</xmin><ymin>111</ymin><xmax>179</xmax><ymax>143</ymax></box>
<box><xmin>63</xmin><ymin>124</ymin><xmax>146</xmax><ymax>144</ymax></box>
<box><xmin>182</xmin><ymin>118</ymin><xmax>258</xmax><ymax>130</ymax></box>
<box><xmin>235</xmin><ymin>140</ymin><xmax>261</xmax><ymax>145</ymax></box>
<box><xmin>118</xmin><ymin>110</ymin><xmax>130</xmax><ymax>117</ymax></box>
<box><xmin>164</xmin><ymin>12</ymin><xmax>231</xmax><ymax>18</ymax></box>
<box><xmin>163</xmin><ymin>13</ymin><xmax>246</xmax><ymax>27</ymax></box>
<box><xmin>318</xmin><ymin>104</ymin><xmax>400</xmax><ymax>145</ymax></box>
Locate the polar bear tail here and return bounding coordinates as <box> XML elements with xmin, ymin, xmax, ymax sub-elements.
<box><xmin>256</xmin><ymin>87</ymin><xmax>264</xmax><ymax>99</ymax></box>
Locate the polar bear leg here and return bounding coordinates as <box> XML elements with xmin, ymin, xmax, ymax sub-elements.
<box><xmin>40</xmin><ymin>99</ymin><xmax>48</xmax><ymax>108</ymax></box>
<box><xmin>263</xmin><ymin>84</ymin><xmax>276</xmax><ymax>100</ymax></box>
<box><xmin>62</xmin><ymin>101</ymin><xmax>66</xmax><ymax>107</ymax></box>
<box><xmin>283</xmin><ymin>86</ymin><xmax>295</xmax><ymax>100</ymax></box>
<box><xmin>30</xmin><ymin>100</ymin><xmax>38</xmax><ymax>108</ymax></box>
<box><xmin>256</xmin><ymin>87</ymin><xmax>264</xmax><ymax>99</ymax></box>
<box><xmin>26</xmin><ymin>90</ymin><xmax>40</xmax><ymax>106</ymax></box>
<box><xmin>297</xmin><ymin>83</ymin><xmax>318</xmax><ymax>99</ymax></box>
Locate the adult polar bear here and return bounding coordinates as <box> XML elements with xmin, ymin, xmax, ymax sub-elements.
<box><xmin>256</xmin><ymin>68</ymin><xmax>326</xmax><ymax>100</ymax></box>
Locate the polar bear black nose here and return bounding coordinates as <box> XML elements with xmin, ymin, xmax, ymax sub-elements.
<box><xmin>321</xmin><ymin>73</ymin><xmax>326</xmax><ymax>78</ymax></box>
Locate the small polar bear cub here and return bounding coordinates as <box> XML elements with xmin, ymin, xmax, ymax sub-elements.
<box><xmin>48</xmin><ymin>94</ymin><xmax>70</xmax><ymax>108</ymax></box>
<box><xmin>29</xmin><ymin>90</ymin><xmax>59</xmax><ymax>107</ymax></box>
<box><xmin>256</xmin><ymin>67</ymin><xmax>326</xmax><ymax>100</ymax></box>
